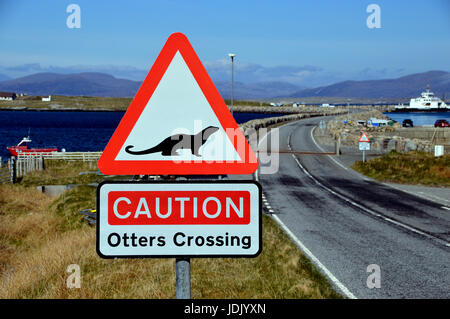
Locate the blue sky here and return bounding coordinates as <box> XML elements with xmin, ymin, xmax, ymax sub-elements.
<box><xmin>0</xmin><ymin>0</ymin><xmax>449</xmax><ymax>87</ymax></box>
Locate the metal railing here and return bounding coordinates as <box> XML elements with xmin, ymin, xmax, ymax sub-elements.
<box><xmin>18</xmin><ymin>151</ymin><xmax>102</xmax><ymax>161</ymax></box>
<box><xmin>0</xmin><ymin>165</ymin><xmax>11</xmax><ymax>183</ymax></box>
<box><xmin>79</xmin><ymin>208</ymin><xmax>97</xmax><ymax>225</ymax></box>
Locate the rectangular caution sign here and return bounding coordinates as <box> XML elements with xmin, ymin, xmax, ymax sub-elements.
<box><xmin>96</xmin><ymin>181</ymin><xmax>261</xmax><ymax>258</ymax></box>
<box><xmin>359</xmin><ymin>142</ymin><xmax>370</xmax><ymax>151</ymax></box>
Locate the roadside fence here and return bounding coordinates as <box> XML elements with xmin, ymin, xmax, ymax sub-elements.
<box><xmin>0</xmin><ymin>151</ymin><xmax>102</xmax><ymax>184</ymax></box>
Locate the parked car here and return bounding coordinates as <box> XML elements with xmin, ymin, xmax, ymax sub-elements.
<box><xmin>434</xmin><ymin>119</ymin><xmax>449</xmax><ymax>127</ymax></box>
<box><xmin>402</xmin><ymin>119</ymin><xmax>414</xmax><ymax>127</ymax></box>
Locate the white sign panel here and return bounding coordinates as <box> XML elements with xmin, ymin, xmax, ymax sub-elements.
<box><xmin>359</xmin><ymin>142</ymin><xmax>370</xmax><ymax>151</ymax></box>
<box><xmin>115</xmin><ymin>53</ymin><xmax>241</xmax><ymax>163</ymax></box>
<box><xmin>434</xmin><ymin>145</ymin><xmax>444</xmax><ymax>157</ymax></box>
<box><xmin>96</xmin><ymin>181</ymin><xmax>261</xmax><ymax>258</ymax></box>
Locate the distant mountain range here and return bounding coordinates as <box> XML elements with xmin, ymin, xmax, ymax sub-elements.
<box><xmin>0</xmin><ymin>73</ymin><xmax>11</xmax><ymax>82</ymax></box>
<box><xmin>0</xmin><ymin>72</ymin><xmax>303</xmax><ymax>99</ymax></box>
<box><xmin>290</xmin><ymin>71</ymin><xmax>450</xmax><ymax>99</ymax></box>
<box><xmin>0</xmin><ymin>72</ymin><xmax>140</xmax><ymax>97</ymax></box>
<box><xmin>216</xmin><ymin>81</ymin><xmax>306</xmax><ymax>100</ymax></box>
<box><xmin>0</xmin><ymin>70</ymin><xmax>448</xmax><ymax>100</ymax></box>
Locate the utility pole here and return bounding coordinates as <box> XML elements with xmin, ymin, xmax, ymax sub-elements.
<box><xmin>228</xmin><ymin>53</ymin><xmax>235</xmax><ymax>116</ymax></box>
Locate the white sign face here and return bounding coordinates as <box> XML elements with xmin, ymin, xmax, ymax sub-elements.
<box><xmin>359</xmin><ymin>132</ymin><xmax>370</xmax><ymax>143</ymax></box>
<box><xmin>359</xmin><ymin>142</ymin><xmax>370</xmax><ymax>151</ymax></box>
<box><xmin>96</xmin><ymin>181</ymin><xmax>261</xmax><ymax>258</ymax></box>
<box><xmin>114</xmin><ymin>52</ymin><xmax>241</xmax><ymax>163</ymax></box>
<box><xmin>434</xmin><ymin>145</ymin><xmax>444</xmax><ymax>157</ymax></box>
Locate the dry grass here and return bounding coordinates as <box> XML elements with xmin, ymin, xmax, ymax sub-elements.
<box><xmin>352</xmin><ymin>151</ymin><xmax>450</xmax><ymax>186</ymax></box>
<box><xmin>0</xmin><ymin>161</ymin><xmax>341</xmax><ymax>299</ymax></box>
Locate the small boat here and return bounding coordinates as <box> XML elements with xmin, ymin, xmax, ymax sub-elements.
<box><xmin>7</xmin><ymin>136</ymin><xmax>58</xmax><ymax>156</ymax></box>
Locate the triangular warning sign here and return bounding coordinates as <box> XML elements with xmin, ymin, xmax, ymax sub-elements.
<box><xmin>359</xmin><ymin>132</ymin><xmax>370</xmax><ymax>143</ymax></box>
<box><xmin>98</xmin><ymin>32</ymin><xmax>258</xmax><ymax>175</ymax></box>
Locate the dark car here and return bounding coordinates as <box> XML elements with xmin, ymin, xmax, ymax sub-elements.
<box><xmin>402</xmin><ymin>119</ymin><xmax>414</xmax><ymax>127</ymax></box>
<box><xmin>434</xmin><ymin>119</ymin><xmax>449</xmax><ymax>128</ymax></box>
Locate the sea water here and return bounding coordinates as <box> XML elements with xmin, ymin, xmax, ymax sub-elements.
<box><xmin>0</xmin><ymin>110</ymin><xmax>285</xmax><ymax>159</ymax></box>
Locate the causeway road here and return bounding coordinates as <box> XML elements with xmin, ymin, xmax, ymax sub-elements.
<box><xmin>256</xmin><ymin>116</ymin><xmax>450</xmax><ymax>299</ymax></box>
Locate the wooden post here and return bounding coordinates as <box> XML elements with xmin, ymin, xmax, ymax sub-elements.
<box><xmin>39</xmin><ymin>156</ymin><xmax>44</xmax><ymax>171</ymax></box>
<box><xmin>10</xmin><ymin>158</ymin><xmax>16</xmax><ymax>183</ymax></box>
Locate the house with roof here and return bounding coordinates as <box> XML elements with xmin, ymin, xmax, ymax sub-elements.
<box><xmin>0</xmin><ymin>92</ymin><xmax>17</xmax><ymax>101</ymax></box>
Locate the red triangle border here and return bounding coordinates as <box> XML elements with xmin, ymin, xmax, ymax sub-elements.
<box><xmin>98</xmin><ymin>33</ymin><xmax>259</xmax><ymax>175</ymax></box>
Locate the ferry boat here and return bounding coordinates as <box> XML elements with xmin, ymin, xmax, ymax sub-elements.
<box><xmin>7</xmin><ymin>136</ymin><xmax>58</xmax><ymax>156</ymax></box>
<box><xmin>394</xmin><ymin>85</ymin><xmax>449</xmax><ymax>112</ymax></box>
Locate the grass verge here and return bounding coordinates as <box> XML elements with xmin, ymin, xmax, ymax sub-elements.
<box><xmin>352</xmin><ymin>151</ymin><xmax>450</xmax><ymax>187</ymax></box>
<box><xmin>0</xmin><ymin>161</ymin><xmax>341</xmax><ymax>298</ymax></box>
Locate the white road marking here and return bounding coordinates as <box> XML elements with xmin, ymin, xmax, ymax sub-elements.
<box><xmin>371</xmin><ymin>174</ymin><xmax>450</xmax><ymax>207</ymax></box>
<box><xmin>271</xmin><ymin>214</ymin><xmax>357</xmax><ymax>299</ymax></box>
<box><xmin>310</xmin><ymin>126</ymin><xmax>349</xmax><ymax>171</ymax></box>
<box><xmin>310</xmin><ymin>126</ymin><xmax>450</xmax><ymax>207</ymax></box>
<box><xmin>301</xmin><ymin>125</ymin><xmax>450</xmax><ymax>246</ymax></box>
<box><xmin>419</xmin><ymin>192</ymin><xmax>450</xmax><ymax>205</ymax></box>
<box><xmin>288</xmin><ymin>146</ymin><xmax>450</xmax><ymax>248</ymax></box>
<box><xmin>256</xmin><ymin>121</ymin><xmax>358</xmax><ymax>299</ymax></box>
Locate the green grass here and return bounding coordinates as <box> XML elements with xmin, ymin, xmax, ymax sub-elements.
<box><xmin>19</xmin><ymin>160</ymin><xmax>100</xmax><ymax>187</ymax></box>
<box><xmin>224</xmin><ymin>99</ymin><xmax>271</xmax><ymax>107</ymax></box>
<box><xmin>49</xmin><ymin>185</ymin><xmax>96</xmax><ymax>232</ymax></box>
<box><xmin>352</xmin><ymin>151</ymin><xmax>450</xmax><ymax>186</ymax></box>
<box><xmin>0</xmin><ymin>95</ymin><xmax>272</xmax><ymax>111</ymax></box>
<box><xmin>0</xmin><ymin>95</ymin><xmax>132</xmax><ymax>111</ymax></box>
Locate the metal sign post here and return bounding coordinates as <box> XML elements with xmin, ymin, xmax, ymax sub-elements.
<box><xmin>359</xmin><ymin>132</ymin><xmax>370</xmax><ymax>163</ymax></box>
<box><xmin>96</xmin><ymin>33</ymin><xmax>261</xmax><ymax>300</ymax></box>
<box><xmin>359</xmin><ymin>142</ymin><xmax>370</xmax><ymax>162</ymax></box>
<box><xmin>96</xmin><ymin>181</ymin><xmax>262</xmax><ymax>299</ymax></box>
<box><xmin>319</xmin><ymin>120</ymin><xmax>326</xmax><ymax>135</ymax></box>
<box><xmin>176</xmin><ymin>258</ymin><xmax>191</xmax><ymax>299</ymax></box>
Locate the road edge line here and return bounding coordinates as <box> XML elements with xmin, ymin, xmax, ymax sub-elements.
<box><xmin>256</xmin><ymin>119</ymin><xmax>358</xmax><ymax>300</ymax></box>
<box><xmin>271</xmin><ymin>214</ymin><xmax>357</xmax><ymax>299</ymax></box>
<box><xmin>310</xmin><ymin>126</ymin><xmax>450</xmax><ymax>210</ymax></box>
<box><xmin>294</xmin><ymin>129</ymin><xmax>450</xmax><ymax>247</ymax></box>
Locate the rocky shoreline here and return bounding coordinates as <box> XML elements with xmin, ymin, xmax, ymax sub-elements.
<box><xmin>238</xmin><ymin>108</ymin><xmax>349</xmax><ymax>141</ymax></box>
<box><xmin>324</xmin><ymin>110</ymin><xmax>442</xmax><ymax>153</ymax></box>
<box><xmin>0</xmin><ymin>104</ymin><xmax>376</xmax><ymax>113</ymax></box>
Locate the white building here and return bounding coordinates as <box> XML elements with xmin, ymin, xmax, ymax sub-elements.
<box><xmin>42</xmin><ymin>95</ymin><xmax>52</xmax><ymax>102</ymax></box>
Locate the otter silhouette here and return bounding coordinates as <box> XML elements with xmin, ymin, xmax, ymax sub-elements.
<box><xmin>125</xmin><ymin>126</ymin><xmax>219</xmax><ymax>157</ymax></box>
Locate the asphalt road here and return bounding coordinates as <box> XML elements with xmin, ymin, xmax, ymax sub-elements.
<box><xmin>256</xmin><ymin>116</ymin><xmax>450</xmax><ymax>299</ymax></box>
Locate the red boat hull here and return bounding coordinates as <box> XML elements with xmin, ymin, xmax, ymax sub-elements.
<box><xmin>7</xmin><ymin>146</ymin><xmax>58</xmax><ymax>157</ymax></box>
